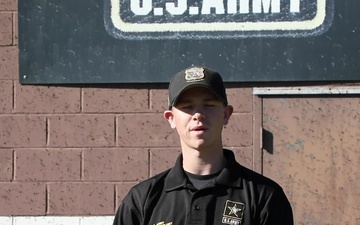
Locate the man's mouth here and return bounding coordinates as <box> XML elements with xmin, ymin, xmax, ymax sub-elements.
<box><xmin>191</xmin><ymin>126</ymin><xmax>207</xmax><ymax>131</ymax></box>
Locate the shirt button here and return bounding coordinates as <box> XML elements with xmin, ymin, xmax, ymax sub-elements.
<box><xmin>193</xmin><ymin>205</ymin><xmax>200</xmax><ymax>211</ymax></box>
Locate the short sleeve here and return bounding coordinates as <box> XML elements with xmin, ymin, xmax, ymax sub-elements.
<box><xmin>260</xmin><ymin>187</ymin><xmax>294</xmax><ymax>225</ymax></box>
<box><xmin>113</xmin><ymin>201</ymin><xmax>142</xmax><ymax>225</ymax></box>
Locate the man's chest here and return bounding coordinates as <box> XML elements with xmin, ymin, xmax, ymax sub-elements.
<box><xmin>144</xmin><ymin>189</ymin><xmax>253</xmax><ymax>225</ymax></box>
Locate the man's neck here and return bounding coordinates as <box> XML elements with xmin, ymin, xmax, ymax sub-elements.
<box><xmin>181</xmin><ymin>146</ymin><xmax>225</xmax><ymax>175</ymax></box>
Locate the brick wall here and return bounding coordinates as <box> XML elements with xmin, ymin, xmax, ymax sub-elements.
<box><xmin>0</xmin><ymin>0</ymin><xmax>256</xmax><ymax>217</ymax></box>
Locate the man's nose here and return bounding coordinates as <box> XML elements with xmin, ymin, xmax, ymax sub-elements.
<box><xmin>192</xmin><ymin>107</ymin><xmax>205</xmax><ymax>121</ymax></box>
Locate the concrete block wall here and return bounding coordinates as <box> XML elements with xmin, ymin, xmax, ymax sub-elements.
<box><xmin>0</xmin><ymin>1</ymin><xmax>256</xmax><ymax>222</ymax></box>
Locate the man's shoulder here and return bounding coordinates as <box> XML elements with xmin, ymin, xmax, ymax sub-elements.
<box><xmin>229</xmin><ymin>160</ymin><xmax>283</xmax><ymax>192</ymax></box>
<box><xmin>140</xmin><ymin>169</ymin><xmax>171</xmax><ymax>186</ymax></box>
<box><xmin>224</xmin><ymin>149</ymin><xmax>282</xmax><ymax>190</ymax></box>
<box><xmin>123</xmin><ymin>169</ymin><xmax>172</xmax><ymax>201</ymax></box>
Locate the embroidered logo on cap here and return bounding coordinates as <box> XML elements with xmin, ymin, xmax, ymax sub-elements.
<box><xmin>185</xmin><ymin>67</ymin><xmax>205</xmax><ymax>81</ymax></box>
<box><xmin>222</xmin><ymin>200</ymin><xmax>245</xmax><ymax>225</ymax></box>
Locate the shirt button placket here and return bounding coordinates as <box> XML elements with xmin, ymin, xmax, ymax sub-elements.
<box><xmin>189</xmin><ymin>198</ymin><xmax>203</xmax><ymax>224</ymax></box>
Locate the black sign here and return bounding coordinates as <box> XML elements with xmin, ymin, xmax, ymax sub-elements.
<box><xmin>19</xmin><ymin>0</ymin><xmax>360</xmax><ymax>84</ymax></box>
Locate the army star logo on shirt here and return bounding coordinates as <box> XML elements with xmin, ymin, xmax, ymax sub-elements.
<box><xmin>222</xmin><ymin>200</ymin><xmax>245</xmax><ymax>225</ymax></box>
<box><xmin>228</xmin><ymin>204</ymin><xmax>242</xmax><ymax>217</ymax></box>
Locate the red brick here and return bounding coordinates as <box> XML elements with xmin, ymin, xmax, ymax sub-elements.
<box><xmin>0</xmin><ymin>115</ymin><xmax>46</xmax><ymax>147</ymax></box>
<box><xmin>150</xmin><ymin>89</ymin><xmax>168</xmax><ymax>112</ymax></box>
<box><xmin>222</xmin><ymin>113</ymin><xmax>253</xmax><ymax>147</ymax></box>
<box><xmin>150</xmin><ymin>148</ymin><xmax>180</xmax><ymax>176</ymax></box>
<box><xmin>83</xmin><ymin>148</ymin><xmax>148</xmax><ymax>181</ymax></box>
<box><xmin>48</xmin><ymin>182</ymin><xmax>114</xmax><ymax>215</ymax></box>
<box><xmin>15</xmin><ymin>84</ymin><xmax>81</xmax><ymax>113</ymax></box>
<box><xmin>15</xmin><ymin>149</ymin><xmax>81</xmax><ymax>181</ymax></box>
<box><xmin>0</xmin><ymin>80</ymin><xmax>12</xmax><ymax>113</ymax></box>
<box><xmin>227</xmin><ymin>87</ymin><xmax>253</xmax><ymax>113</ymax></box>
<box><xmin>0</xmin><ymin>12</ymin><xmax>12</xmax><ymax>45</ymax></box>
<box><xmin>0</xmin><ymin>0</ymin><xmax>17</xmax><ymax>10</ymax></box>
<box><xmin>12</xmin><ymin>12</ymin><xmax>17</xmax><ymax>45</ymax></box>
<box><xmin>48</xmin><ymin>115</ymin><xmax>115</xmax><ymax>147</ymax></box>
<box><xmin>150</xmin><ymin>147</ymin><xmax>253</xmax><ymax>176</ymax></box>
<box><xmin>115</xmin><ymin>182</ymin><xmax>137</xmax><ymax>209</ymax></box>
<box><xmin>229</xmin><ymin>147</ymin><xmax>253</xmax><ymax>170</ymax></box>
<box><xmin>0</xmin><ymin>182</ymin><xmax>46</xmax><ymax>215</ymax></box>
<box><xmin>82</xmin><ymin>88</ymin><xmax>148</xmax><ymax>113</ymax></box>
<box><xmin>0</xmin><ymin>46</ymin><xmax>18</xmax><ymax>79</ymax></box>
<box><xmin>117</xmin><ymin>114</ymin><xmax>179</xmax><ymax>147</ymax></box>
<box><xmin>0</xmin><ymin>149</ymin><xmax>12</xmax><ymax>181</ymax></box>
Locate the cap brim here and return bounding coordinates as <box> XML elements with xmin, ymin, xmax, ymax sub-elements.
<box><xmin>170</xmin><ymin>83</ymin><xmax>226</xmax><ymax>108</ymax></box>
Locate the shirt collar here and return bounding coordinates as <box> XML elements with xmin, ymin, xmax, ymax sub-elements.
<box><xmin>164</xmin><ymin>149</ymin><xmax>243</xmax><ymax>191</ymax></box>
<box><xmin>164</xmin><ymin>154</ymin><xmax>189</xmax><ymax>192</ymax></box>
<box><xmin>215</xmin><ymin>150</ymin><xmax>243</xmax><ymax>188</ymax></box>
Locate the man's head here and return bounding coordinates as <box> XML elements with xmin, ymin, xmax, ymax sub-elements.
<box><xmin>168</xmin><ymin>66</ymin><xmax>228</xmax><ymax>109</ymax></box>
<box><xmin>164</xmin><ymin>66</ymin><xmax>233</xmax><ymax>151</ymax></box>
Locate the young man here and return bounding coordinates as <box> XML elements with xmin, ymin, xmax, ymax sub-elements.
<box><xmin>113</xmin><ymin>66</ymin><xmax>294</xmax><ymax>225</ymax></box>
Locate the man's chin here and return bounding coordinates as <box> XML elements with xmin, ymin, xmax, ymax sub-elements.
<box><xmin>191</xmin><ymin>141</ymin><xmax>209</xmax><ymax>150</ymax></box>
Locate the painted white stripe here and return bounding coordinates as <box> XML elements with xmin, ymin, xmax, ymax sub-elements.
<box><xmin>0</xmin><ymin>217</ymin><xmax>12</xmax><ymax>225</ymax></box>
<box><xmin>0</xmin><ymin>216</ymin><xmax>114</xmax><ymax>225</ymax></box>
<box><xmin>81</xmin><ymin>216</ymin><xmax>114</xmax><ymax>225</ymax></box>
<box><xmin>253</xmin><ymin>86</ymin><xmax>360</xmax><ymax>95</ymax></box>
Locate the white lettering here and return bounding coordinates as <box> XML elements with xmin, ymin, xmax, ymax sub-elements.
<box><xmin>153</xmin><ymin>7</ymin><xmax>163</xmax><ymax>15</ymax></box>
<box><xmin>202</xmin><ymin>0</ymin><xmax>225</xmax><ymax>14</ymax></box>
<box><xmin>131</xmin><ymin>0</ymin><xmax>152</xmax><ymax>15</ymax></box>
<box><xmin>239</xmin><ymin>0</ymin><xmax>249</xmax><ymax>14</ymax></box>
<box><xmin>290</xmin><ymin>0</ymin><xmax>300</xmax><ymax>13</ymax></box>
<box><xmin>227</xmin><ymin>0</ymin><xmax>237</xmax><ymax>14</ymax></box>
<box><xmin>166</xmin><ymin>0</ymin><xmax>187</xmax><ymax>15</ymax></box>
<box><xmin>189</xmin><ymin>6</ymin><xmax>199</xmax><ymax>15</ymax></box>
<box><xmin>253</xmin><ymin>0</ymin><xmax>280</xmax><ymax>13</ymax></box>
<box><xmin>129</xmin><ymin>0</ymin><xmax>302</xmax><ymax>15</ymax></box>
<box><xmin>222</xmin><ymin>217</ymin><xmax>241</xmax><ymax>225</ymax></box>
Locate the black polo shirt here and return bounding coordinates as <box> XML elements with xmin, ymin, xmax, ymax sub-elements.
<box><xmin>113</xmin><ymin>149</ymin><xmax>294</xmax><ymax>225</ymax></box>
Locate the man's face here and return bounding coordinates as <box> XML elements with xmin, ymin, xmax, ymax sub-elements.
<box><xmin>164</xmin><ymin>87</ymin><xmax>233</xmax><ymax>151</ymax></box>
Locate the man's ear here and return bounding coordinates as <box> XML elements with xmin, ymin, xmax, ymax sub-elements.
<box><xmin>223</xmin><ymin>105</ymin><xmax>234</xmax><ymax>125</ymax></box>
<box><xmin>164</xmin><ymin>110</ymin><xmax>176</xmax><ymax>129</ymax></box>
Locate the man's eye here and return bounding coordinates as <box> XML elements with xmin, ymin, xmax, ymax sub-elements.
<box><xmin>205</xmin><ymin>102</ymin><xmax>217</xmax><ymax>107</ymax></box>
<box><xmin>179</xmin><ymin>104</ymin><xmax>193</xmax><ymax>109</ymax></box>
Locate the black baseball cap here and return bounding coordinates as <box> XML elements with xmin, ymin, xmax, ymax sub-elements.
<box><xmin>168</xmin><ymin>66</ymin><xmax>228</xmax><ymax>108</ymax></box>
